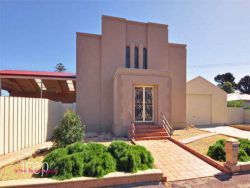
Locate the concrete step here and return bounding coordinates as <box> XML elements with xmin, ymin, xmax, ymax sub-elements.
<box><xmin>135</xmin><ymin>125</ymin><xmax>163</xmax><ymax>129</ymax></box>
<box><xmin>134</xmin><ymin>128</ymin><xmax>166</xmax><ymax>133</ymax></box>
<box><xmin>134</xmin><ymin>132</ymin><xmax>169</xmax><ymax>137</ymax></box>
<box><xmin>134</xmin><ymin>136</ymin><xmax>169</xmax><ymax>141</ymax></box>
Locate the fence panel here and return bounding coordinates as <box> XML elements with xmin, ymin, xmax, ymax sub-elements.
<box><xmin>0</xmin><ymin>96</ymin><xmax>72</xmax><ymax>155</ymax></box>
<box><xmin>244</xmin><ymin>109</ymin><xmax>250</xmax><ymax>124</ymax></box>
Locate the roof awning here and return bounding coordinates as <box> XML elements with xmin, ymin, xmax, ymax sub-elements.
<box><xmin>0</xmin><ymin>70</ymin><xmax>76</xmax><ymax>103</ymax></box>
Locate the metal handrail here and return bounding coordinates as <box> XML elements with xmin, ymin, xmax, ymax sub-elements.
<box><xmin>128</xmin><ymin>112</ymin><xmax>135</xmax><ymax>139</ymax></box>
<box><xmin>161</xmin><ymin>112</ymin><xmax>173</xmax><ymax>136</ymax></box>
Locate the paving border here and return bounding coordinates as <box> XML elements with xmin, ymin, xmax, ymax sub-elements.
<box><xmin>0</xmin><ymin>169</ymin><xmax>163</xmax><ymax>188</ymax></box>
<box><xmin>168</xmin><ymin>137</ymin><xmax>231</xmax><ymax>174</ymax></box>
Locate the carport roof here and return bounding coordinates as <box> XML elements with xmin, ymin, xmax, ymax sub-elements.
<box><xmin>0</xmin><ymin>70</ymin><xmax>76</xmax><ymax>103</ymax></box>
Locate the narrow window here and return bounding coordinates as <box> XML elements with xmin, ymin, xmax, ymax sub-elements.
<box><xmin>134</xmin><ymin>47</ymin><xmax>139</xmax><ymax>68</ymax></box>
<box><xmin>143</xmin><ymin>48</ymin><xmax>147</xmax><ymax>69</ymax></box>
<box><xmin>125</xmin><ymin>46</ymin><xmax>130</xmax><ymax>68</ymax></box>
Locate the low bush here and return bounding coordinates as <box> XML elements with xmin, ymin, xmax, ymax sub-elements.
<box><xmin>207</xmin><ymin>139</ymin><xmax>250</xmax><ymax>162</ymax></box>
<box><xmin>108</xmin><ymin>141</ymin><xmax>154</xmax><ymax>173</ymax></box>
<box><xmin>42</xmin><ymin>141</ymin><xmax>154</xmax><ymax>180</ymax></box>
<box><xmin>207</xmin><ymin>140</ymin><xmax>226</xmax><ymax>162</ymax></box>
<box><xmin>42</xmin><ymin>142</ymin><xmax>116</xmax><ymax>179</ymax></box>
<box><xmin>239</xmin><ymin>139</ymin><xmax>250</xmax><ymax>156</ymax></box>
<box><xmin>53</xmin><ymin>110</ymin><xmax>84</xmax><ymax>148</ymax></box>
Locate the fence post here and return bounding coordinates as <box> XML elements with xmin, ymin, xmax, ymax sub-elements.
<box><xmin>224</xmin><ymin>138</ymin><xmax>240</xmax><ymax>173</ymax></box>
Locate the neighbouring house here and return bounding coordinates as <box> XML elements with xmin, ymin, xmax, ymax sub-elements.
<box><xmin>227</xmin><ymin>92</ymin><xmax>250</xmax><ymax>107</ymax></box>
<box><xmin>186</xmin><ymin>76</ymin><xmax>227</xmax><ymax>126</ymax></box>
<box><xmin>76</xmin><ymin>15</ymin><xmax>187</xmax><ymax>136</ymax></box>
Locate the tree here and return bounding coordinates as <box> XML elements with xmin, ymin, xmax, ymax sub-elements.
<box><xmin>221</xmin><ymin>82</ymin><xmax>234</xmax><ymax>93</ymax></box>
<box><xmin>55</xmin><ymin>63</ymin><xmax>66</xmax><ymax>72</ymax></box>
<box><xmin>237</xmin><ymin>75</ymin><xmax>250</xmax><ymax>94</ymax></box>
<box><xmin>214</xmin><ymin>72</ymin><xmax>236</xmax><ymax>92</ymax></box>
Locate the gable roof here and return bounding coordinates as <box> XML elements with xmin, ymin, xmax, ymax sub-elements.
<box><xmin>187</xmin><ymin>76</ymin><xmax>227</xmax><ymax>95</ymax></box>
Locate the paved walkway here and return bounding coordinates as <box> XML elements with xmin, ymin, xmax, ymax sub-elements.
<box><xmin>180</xmin><ymin>132</ymin><xmax>218</xmax><ymax>144</ymax></box>
<box><xmin>135</xmin><ymin>140</ymin><xmax>221</xmax><ymax>181</ymax></box>
<box><xmin>0</xmin><ymin>141</ymin><xmax>53</xmax><ymax>169</ymax></box>
<box><xmin>199</xmin><ymin>125</ymin><xmax>250</xmax><ymax>139</ymax></box>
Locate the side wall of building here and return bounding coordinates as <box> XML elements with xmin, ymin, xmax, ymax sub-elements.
<box><xmin>76</xmin><ymin>34</ymin><xmax>102</xmax><ymax>132</ymax></box>
<box><xmin>169</xmin><ymin>44</ymin><xmax>187</xmax><ymax>128</ymax></box>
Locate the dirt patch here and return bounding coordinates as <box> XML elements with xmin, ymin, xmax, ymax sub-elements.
<box><xmin>230</xmin><ymin>124</ymin><xmax>250</xmax><ymax>131</ymax></box>
<box><xmin>171</xmin><ymin>128</ymin><xmax>208</xmax><ymax>141</ymax></box>
<box><xmin>0</xmin><ymin>151</ymin><xmax>50</xmax><ymax>181</ymax></box>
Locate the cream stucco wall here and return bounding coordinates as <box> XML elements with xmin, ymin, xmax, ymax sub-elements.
<box><xmin>186</xmin><ymin>76</ymin><xmax>227</xmax><ymax>126</ymax></box>
<box><xmin>76</xmin><ymin>15</ymin><xmax>186</xmax><ymax>135</ymax></box>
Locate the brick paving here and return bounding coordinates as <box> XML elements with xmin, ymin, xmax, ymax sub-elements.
<box><xmin>180</xmin><ymin>132</ymin><xmax>218</xmax><ymax>144</ymax></box>
<box><xmin>0</xmin><ymin>141</ymin><xmax>53</xmax><ymax>169</ymax></box>
<box><xmin>135</xmin><ymin>140</ymin><xmax>222</xmax><ymax>181</ymax></box>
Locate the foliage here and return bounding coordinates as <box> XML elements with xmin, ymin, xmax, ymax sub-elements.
<box><xmin>207</xmin><ymin>139</ymin><xmax>226</xmax><ymax>162</ymax></box>
<box><xmin>239</xmin><ymin>139</ymin><xmax>250</xmax><ymax>156</ymax></box>
<box><xmin>221</xmin><ymin>82</ymin><xmax>234</xmax><ymax>93</ymax></box>
<box><xmin>53</xmin><ymin>110</ymin><xmax>84</xmax><ymax>148</ymax></box>
<box><xmin>42</xmin><ymin>141</ymin><xmax>154</xmax><ymax>180</ymax></box>
<box><xmin>55</xmin><ymin>63</ymin><xmax>66</xmax><ymax>72</ymax></box>
<box><xmin>108</xmin><ymin>141</ymin><xmax>154</xmax><ymax>173</ymax></box>
<box><xmin>227</xmin><ymin>100</ymin><xmax>245</xmax><ymax>108</ymax></box>
<box><xmin>42</xmin><ymin>142</ymin><xmax>116</xmax><ymax>179</ymax></box>
<box><xmin>207</xmin><ymin>139</ymin><xmax>250</xmax><ymax>162</ymax></box>
<box><xmin>214</xmin><ymin>72</ymin><xmax>236</xmax><ymax>92</ymax></box>
<box><xmin>237</xmin><ymin>75</ymin><xmax>250</xmax><ymax>94</ymax></box>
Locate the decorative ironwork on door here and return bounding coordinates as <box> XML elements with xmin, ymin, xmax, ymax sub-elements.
<box><xmin>134</xmin><ymin>86</ymin><xmax>153</xmax><ymax>122</ymax></box>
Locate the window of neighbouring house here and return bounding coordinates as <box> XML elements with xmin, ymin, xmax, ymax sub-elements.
<box><xmin>134</xmin><ymin>47</ymin><xmax>139</xmax><ymax>68</ymax></box>
<box><xmin>125</xmin><ymin>46</ymin><xmax>130</xmax><ymax>68</ymax></box>
<box><xmin>143</xmin><ymin>48</ymin><xmax>147</xmax><ymax>69</ymax></box>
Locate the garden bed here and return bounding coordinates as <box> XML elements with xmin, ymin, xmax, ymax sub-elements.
<box><xmin>171</xmin><ymin>128</ymin><xmax>208</xmax><ymax>141</ymax></box>
<box><xmin>230</xmin><ymin>124</ymin><xmax>250</xmax><ymax>131</ymax></box>
<box><xmin>186</xmin><ymin>134</ymin><xmax>233</xmax><ymax>158</ymax></box>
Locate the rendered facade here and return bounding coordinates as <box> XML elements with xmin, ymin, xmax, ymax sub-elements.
<box><xmin>76</xmin><ymin>15</ymin><xmax>186</xmax><ymax>136</ymax></box>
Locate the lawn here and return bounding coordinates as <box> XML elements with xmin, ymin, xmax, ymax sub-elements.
<box><xmin>186</xmin><ymin>134</ymin><xmax>233</xmax><ymax>157</ymax></box>
<box><xmin>171</xmin><ymin>128</ymin><xmax>208</xmax><ymax>141</ymax></box>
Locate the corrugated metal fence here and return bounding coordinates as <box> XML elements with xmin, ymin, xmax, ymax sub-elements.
<box><xmin>0</xmin><ymin>97</ymin><xmax>74</xmax><ymax>155</ymax></box>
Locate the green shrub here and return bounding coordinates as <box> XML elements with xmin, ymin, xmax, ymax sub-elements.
<box><xmin>53</xmin><ymin>110</ymin><xmax>84</xmax><ymax>148</ymax></box>
<box><xmin>239</xmin><ymin>139</ymin><xmax>250</xmax><ymax>156</ymax></box>
<box><xmin>108</xmin><ymin>141</ymin><xmax>154</xmax><ymax>173</ymax></box>
<box><xmin>227</xmin><ymin>100</ymin><xmax>245</xmax><ymax>108</ymax></box>
<box><xmin>207</xmin><ymin>140</ymin><xmax>226</xmax><ymax>162</ymax></box>
<box><xmin>42</xmin><ymin>141</ymin><xmax>154</xmax><ymax>180</ymax></box>
<box><xmin>84</xmin><ymin>153</ymin><xmax>116</xmax><ymax>177</ymax></box>
<box><xmin>67</xmin><ymin>142</ymin><xmax>86</xmax><ymax>154</ymax></box>
<box><xmin>43</xmin><ymin>142</ymin><xmax>117</xmax><ymax>179</ymax></box>
<box><xmin>238</xmin><ymin>148</ymin><xmax>250</xmax><ymax>162</ymax></box>
<box><xmin>207</xmin><ymin>139</ymin><xmax>250</xmax><ymax>162</ymax></box>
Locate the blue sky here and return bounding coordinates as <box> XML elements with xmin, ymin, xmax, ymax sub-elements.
<box><xmin>1</xmin><ymin>0</ymin><xmax>250</xmax><ymax>84</ymax></box>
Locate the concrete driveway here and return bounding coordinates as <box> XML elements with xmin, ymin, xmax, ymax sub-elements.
<box><xmin>198</xmin><ymin>125</ymin><xmax>250</xmax><ymax>139</ymax></box>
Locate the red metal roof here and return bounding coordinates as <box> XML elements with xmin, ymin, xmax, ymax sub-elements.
<box><xmin>0</xmin><ymin>70</ymin><xmax>76</xmax><ymax>79</ymax></box>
